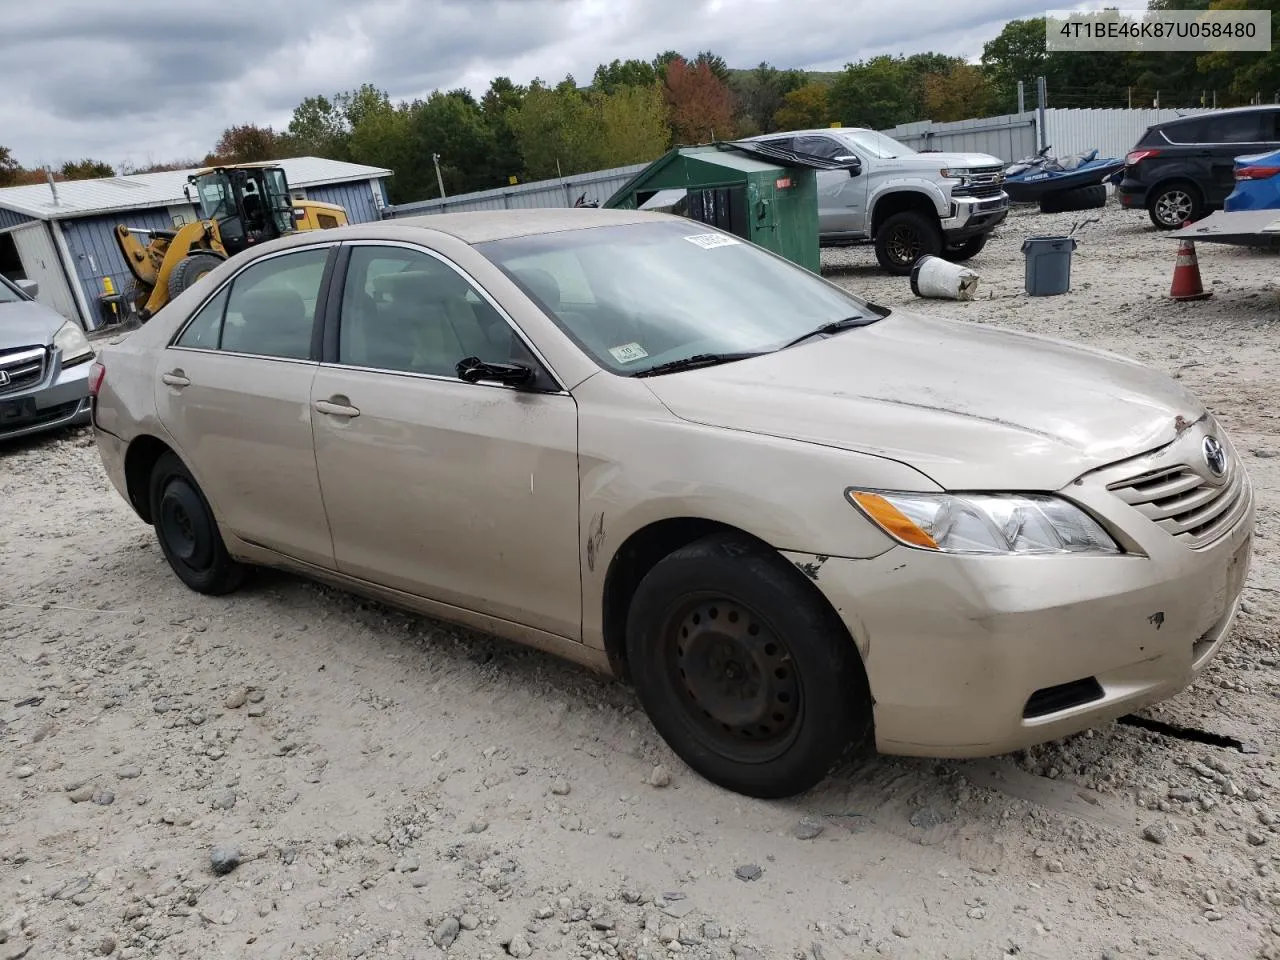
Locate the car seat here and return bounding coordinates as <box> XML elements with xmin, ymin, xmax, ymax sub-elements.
<box><xmin>222</xmin><ymin>287</ymin><xmax>311</xmax><ymax>359</ymax></box>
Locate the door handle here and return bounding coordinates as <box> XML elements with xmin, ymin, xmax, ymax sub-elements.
<box><xmin>161</xmin><ymin>370</ymin><xmax>190</xmax><ymax>387</ymax></box>
<box><xmin>314</xmin><ymin>398</ymin><xmax>360</xmax><ymax>418</ymax></box>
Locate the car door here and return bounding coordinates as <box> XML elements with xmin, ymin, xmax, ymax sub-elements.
<box><xmin>794</xmin><ymin>134</ymin><xmax>867</xmax><ymax>239</ymax></box>
<box><xmin>308</xmin><ymin>241</ymin><xmax>582</xmax><ymax>640</ymax></box>
<box><xmin>1202</xmin><ymin>111</ymin><xmax>1269</xmax><ymax>203</ymax></box>
<box><xmin>154</xmin><ymin>243</ymin><xmax>337</xmax><ymax>569</ymax></box>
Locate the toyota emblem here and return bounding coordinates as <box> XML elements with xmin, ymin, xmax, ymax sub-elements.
<box><xmin>1203</xmin><ymin>436</ymin><xmax>1227</xmax><ymax>478</ymax></box>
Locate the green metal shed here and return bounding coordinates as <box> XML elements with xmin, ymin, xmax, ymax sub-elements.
<box><xmin>603</xmin><ymin>145</ymin><xmax>820</xmax><ymax>273</ymax></box>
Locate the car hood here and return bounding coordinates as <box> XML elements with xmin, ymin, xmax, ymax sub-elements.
<box><xmin>882</xmin><ymin>151</ymin><xmax>1003</xmax><ymax>170</ymax></box>
<box><xmin>640</xmin><ymin>312</ymin><xmax>1205</xmax><ymax>491</ymax></box>
<box><xmin>0</xmin><ymin>300</ymin><xmax>61</xmax><ymax>348</ymax></box>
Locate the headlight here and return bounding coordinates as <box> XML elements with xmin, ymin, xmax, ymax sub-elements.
<box><xmin>940</xmin><ymin>168</ymin><xmax>970</xmax><ymax>180</ymax></box>
<box><xmin>54</xmin><ymin>321</ymin><xmax>94</xmax><ymax>366</ymax></box>
<box><xmin>846</xmin><ymin>490</ymin><xmax>1120</xmax><ymax>556</ymax></box>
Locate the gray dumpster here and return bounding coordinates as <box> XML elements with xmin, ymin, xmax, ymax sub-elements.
<box><xmin>1021</xmin><ymin>236</ymin><xmax>1078</xmax><ymax>296</ymax></box>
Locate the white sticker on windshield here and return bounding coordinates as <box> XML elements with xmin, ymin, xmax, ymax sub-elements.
<box><xmin>608</xmin><ymin>342</ymin><xmax>649</xmax><ymax>364</ymax></box>
<box><xmin>682</xmin><ymin>233</ymin><xmax>741</xmax><ymax>249</ymax></box>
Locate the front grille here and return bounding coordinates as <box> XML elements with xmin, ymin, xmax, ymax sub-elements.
<box><xmin>953</xmin><ymin>165</ymin><xmax>1006</xmax><ymax>199</ymax></box>
<box><xmin>1107</xmin><ymin>458</ymin><xmax>1246</xmax><ymax>549</ymax></box>
<box><xmin>0</xmin><ymin>346</ymin><xmax>47</xmax><ymax>395</ymax></box>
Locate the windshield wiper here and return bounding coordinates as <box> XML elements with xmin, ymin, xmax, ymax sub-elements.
<box><xmin>779</xmin><ymin>315</ymin><xmax>877</xmax><ymax>351</ymax></box>
<box><xmin>631</xmin><ymin>351</ymin><xmax>766</xmax><ymax>378</ymax></box>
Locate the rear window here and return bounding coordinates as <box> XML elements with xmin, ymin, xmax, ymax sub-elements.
<box><xmin>1204</xmin><ymin>112</ymin><xmax>1265</xmax><ymax>143</ymax></box>
<box><xmin>1160</xmin><ymin>117</ymin><xmax>1209</xmax><ymax>144</ymax></box>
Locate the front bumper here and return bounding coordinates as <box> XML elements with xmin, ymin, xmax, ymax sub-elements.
<box><xmin>942</xmin><ymin>193</ymin><xmax>1009</xmax><ymax>238</ymax></box>
<box><xmin>785</xmin><ymin>440</ymin><xmax>1255</xmax><ymax>758</ymax></box>
<box><xmin>0</xmin><ymin>354</ymin><xmax>92</xmax><ymax>442</ymax></box>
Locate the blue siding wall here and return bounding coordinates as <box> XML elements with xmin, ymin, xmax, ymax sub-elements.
<box><xmin>60</xmin><ymin>210</ymin><xmax>175</xmax><ymax>326</ymax></box>
<box><xmin>306</xmin><ymin>179</ymin><xmax>382</xmax><ymax>223</ymax></box>
<box><xmin>0</xmin><ymin>208</ymin><xmax>34</xmax><ymax>230</ymax></box>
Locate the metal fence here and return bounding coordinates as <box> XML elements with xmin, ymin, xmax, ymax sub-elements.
<box><xmin>383</xmin><ymin>162</ymin><xmax>647</xmax><ymax>218</ymax></box>
<box><xmin>882</xmin><ymin>112</ymin><xmax>1039</xmax><ymax>162</ymax></box>
<box><xmin>883</xmin><ymin>107</ymin><xmax>1226</xmax><ymax>162</ymax></box>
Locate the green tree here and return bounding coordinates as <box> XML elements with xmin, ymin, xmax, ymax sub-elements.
<box><xmin>774</xmin><ymin>82</ymin><xmax>830</xmax><ymax>130</ymax></box>
<box><xmin>731</xmin><ymin>62</ymin><xmax>807</xmax><ymax>134</ymax></box>
<box><xmin>981</xmin><ymin>18</ymin><xmax>1049</xmax><ymax>111</ymax></box>
<box><xmin>285</xmin><ymin>95</ymin><xmax>349</xmax><ymax>158</ymax></box>
<box><xmin>348</xmin><ymin>103</ymin><xmax>422</xmax><ymax>202</ymax></box>
<box><xmin>693</xmin><ymin>51</ymin><xmax>731</xmax><ymax>83</ymax></box>
<box><xmin>481</xmin><ymin>76</ymin><xmax>529</xmax><ymax>184</ymax></box>
<box><xmin>828</xmin><ymin>56</ymin><xmax>918</xmax><ymax>129</ymax></box>
<box><xmin>923</xmin><ymin>64</ymin><xmax>997</xmax><ymax>121</ymax></box>
<box><xmin>593</xmin><ymin>58</ymin><xmax>658</xmax><ymax>93</ymax></box>
<box><xmin>59</xmin><ymin>159</ymin><xmax>115</xmax><ymax>180</ymax></box>
<box><xmin>412</xmin><ymin>89</ymin><xmax>496</xmax><ymax>196</ymax></box>
<box><xmin>0</xmin><ymin>146</ymin><xmax>24</xmax><ymax>187</ymax></box>
<box><xmin>593</xmin><ymin>84</ymin><xmax>671</xmax><ymax>167</ymax></box>
<box><xmin>207</xmin><ymin>124</ymin><xmax>285</xmax><ymax>164</ymax></box>
<box><xmin>511</xmin><ymin>82</ymin><xmax>596</xmax><ymax>179</ymax></box>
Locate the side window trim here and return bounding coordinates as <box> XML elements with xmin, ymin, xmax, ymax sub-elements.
<box><xmin>167</xmin><ymin>241</ymin><xmax>339</xmax><ymax>360</ymax></box>
<box><xmin>319</xmin><ymin>239</ymin><xmax>569</xmax><ymax>394</ymax></box>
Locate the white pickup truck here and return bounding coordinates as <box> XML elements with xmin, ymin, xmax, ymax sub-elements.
<box><xmin>740</xmin><ymin>127</ymin><xmax>1011</xmax><ymax>275</ymax></box>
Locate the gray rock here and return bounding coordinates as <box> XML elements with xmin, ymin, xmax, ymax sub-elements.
<box><xmin>1246</xmin><ymin>786</ymin><xmax>1264</xmax><ymax>802</ymax></box>
<box><xmin>247</xmin><ymin>689</ymin><xmax>266</xmax><ymax>704</ymax></box>
<box><xmin>506</xmin><ymin>933</ymin><xmax>532</xmax><ymax>958</ymax></box>
<box><xmin>411</xmin><ymin>874</ymin><xmax>429</xmax><ymax>889</ymax></box>
<box><xmin>224</xmin><ymin>689</ymin><xmax>248</xmax><ymax>709</ymax></box>
<box><xmin>909</xmin><ymin>807</ymin><xmax>946</xmax><ymax>829</ymax></box>
<box><xmin>1168</xmin><ymin>787</ymin><xmax>1196</xmax><ymax>803</ymax></box>
<box><xmin>1247</xmin><ymin>830</ymin><xmax>1268</xmax><ymax>846</ymax></box>
<box><xmin>13</xmin><ymin>766</ymin><xmax>34</xmax><ymax>780</ymax></box>
<box><xmin>460</xmin><ymin>914</ymin><xmax>480</xmax><ymax>931</ymax></box>
<box><xmin>395</xmin><ymin>858</ymin><xmax>419</xmax><ymax>873</ymax></box>
<box><xmin>467</xmin><ymin>820</ymin><xmax>489</xmax><ymax>834</ymax></box>
<box><xmin>550</xmin><ymin>779</ymin><xmax>571</xmax><ymax>796</ymax></box>
<box><xmin>68</xmin><ymin>786</ymin><xmax>94</xmax><ymax>803</ymax></box>
<box><xmin>648</xmin><ymin>765</ymin><xmax>672</xmax><ymax>788</ymax></box>
<box><xmin>91</xmin><ymin>790</ymin><xmax>114</xmax><ymax>806</ymax></box>
<box><xmin>212</xmin><ymin>790</ymin><xmax>236</xmax><ymax>811</ymax></box>
<box><xmin>117</xmin><ymin>766</ymin><xmax>142</xmax><ymax>780</ymax></box>
<box><xmin>967</xmin><ymin>907</ymin><xmax>986</xmax><ymax>920</ymax></box>
<box><xmin>1142</xmin><ymin>824</ymin><xmax>1168</xmax><ymax>845</ymax></box>
<box><xmin>703</xmin><ymin>923</ymin><xmax>721</xmax><ymax>940</ymax></box>
<box><xmin>734</xmin><ymin>864</ymin><xmax>763</xmax><ymax>882</ymax></box>
<box><xmin>892</xmin><ymin>923</ymin><xmax>912</xmax><ymax>938</ymax></box>
<box><xmin>433</xmin><ymin>917</ymin><xmax>460</xmax><ymax>948</ymax></box>
<box><xmin>210</xmin><ymin>846</ymin><xmax>241</xmax><ymax>876</ymax></box>
<box><xmin>97</xmin><ymin>936</ymin><xmax>117</xmax><ymax>955</ymax></box>
<box><xmin>793</xmin><ymin>817</ymin><xmax>824</xmax><ymax>840</ymax></box>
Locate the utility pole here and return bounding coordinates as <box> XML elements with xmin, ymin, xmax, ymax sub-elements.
<box><xmin>1017</xmin><ymin>80</ymin><xmax>1025</xmax><ymax>113</ymax></box>
<box><xmin>1128</xmin><ymin>86</ymin><xmax>1132</xmax><ymax>109</ymax></box>
<box><xmin>1036</xmin><ymin>76</ymin><xmax>1047</xmax><ymax>151</ymax></box>
<box><xmin>432</xmin><ymin>153</ymin><xmax>446</xmax><ymax>199</ymax></box>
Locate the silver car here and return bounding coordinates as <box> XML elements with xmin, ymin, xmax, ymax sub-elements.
<box><xmin>0</xmin><ymin>275</ymin><xmax>95</xmax><ymax>442</ymax></box>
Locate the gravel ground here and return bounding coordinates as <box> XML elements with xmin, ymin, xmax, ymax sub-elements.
<box><xmin>3</xmin><ymin>199</ymin><xmax>1280</xmax><ymax>960</ymax></box>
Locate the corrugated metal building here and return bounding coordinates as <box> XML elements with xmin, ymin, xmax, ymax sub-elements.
<box><xmin>384</xmin><ymin>163</ymin><xmax>649</xmax><ymax>217</ymax></box>
<box><xmin>0</xmin><ymin>157</ymin><xmax>392</xmax><ymax>330</ymax></box>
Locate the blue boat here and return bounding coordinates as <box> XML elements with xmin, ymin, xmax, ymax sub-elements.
<box><xmin>1003</xmin><ymin>148</ymin><xmax>1126</xmax><ymax>205</ymax></box>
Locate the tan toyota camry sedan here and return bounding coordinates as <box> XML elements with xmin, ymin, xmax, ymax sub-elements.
<box><xmin>88</xmin><ymin>208</ymin><xmax>1254</xmax><ymax>799</ymax></box>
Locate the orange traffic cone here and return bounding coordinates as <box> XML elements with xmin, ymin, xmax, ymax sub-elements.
<box><xmin>1170</xmin><ymin>222</ymin><xmax>1212</xmax><ymax>301</ymax></box>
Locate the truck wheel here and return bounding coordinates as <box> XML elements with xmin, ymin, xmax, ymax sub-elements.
<box><xmin>1040</xmin><ymin>184</ymin><xmax>1107</xmax><ymax>214</ymax></box>
<box><xmin>167</xmin><ymin>253</ymin><xmax>224</xmax><ymax>301</ymax></box>
<box><xmin>875</xmin><ymin>211</ymin><xmax>943</xmax><ymax>275</ymax></box>
<box><xmin>1147</xmin><ymin>181</ymin><xmax>1203</xmax><ymax>230</ymax></box>
<box><xmin>941</xmin><ymin>234</ymin><xmax>988</xmax><ymax>262</ymax></box>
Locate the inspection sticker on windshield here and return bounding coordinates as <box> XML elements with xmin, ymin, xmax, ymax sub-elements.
<box><xmin>608</xmin><ymin>342</ymin><xmax>649</xmax><ymax>364</ymax></box>
<box><xmin>682</xmin><ymin>233</ymin><xmax>741</xmax><ymax>249</ymax></box>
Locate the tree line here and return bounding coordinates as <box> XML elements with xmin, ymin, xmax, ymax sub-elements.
<box><xmin>2</xmin><ymin>1</ymin><xmax>1276</xmax><ymax>203</ymax></box>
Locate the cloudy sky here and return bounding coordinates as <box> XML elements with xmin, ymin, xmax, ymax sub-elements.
<box><xmin>3</xmin><ymin>0</ymin><xmax>1056</xmax><ymax>170</ymax></box>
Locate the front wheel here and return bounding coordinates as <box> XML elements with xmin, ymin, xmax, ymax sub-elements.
<box><xmin>941</xmin><ymin>233</ymin><xmax>988</xmax><ymax>262</ymax></box>
<box><xmin>148</xmin><ymin>452</ymin><xmax>248</xmax><ymax>595</ymax></box>
<box><xmin>625</xmin><ymin>533</ymin><xmax>874</xmax><ymax>799</ymax></box>
<box><xmin>875</xmin><ymin>210</ymin><xmax>944</xmax><ymax>275</ymax></box>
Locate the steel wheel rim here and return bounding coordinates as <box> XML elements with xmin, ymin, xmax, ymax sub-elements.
<box><xmin>1156</xmin><ymin>190</ymin><xmax>1192</xmax><ymax>226</ymax></box>
<box><xmin>887</xmin><ymin>226</ymin><xmax>922</xmax><ymax>266</ymax></box>
<box><xmin>159</xmin><ymin>481</ymin><xmax>213</xmax><ymax>572</ymax></box>
<box><xmin>662</xmin><ymin>593</ymin><xmax>803</xmax><ymax>764</ymax></box>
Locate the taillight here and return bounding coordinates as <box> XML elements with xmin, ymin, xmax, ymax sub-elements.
<box><xmin>1236</xmin><ymin>165</ymin><xmax>1280</xmax><ymax>180</ymax></box>
<box><xmin>88</xmin><ymin>360</ymin><xmax>105</xmax><ymax>398</ymax></box>
<box><xmin>1126</xmin><ymin>148</ymin><xmax>1161</xmax><ymax>166</ymax></box>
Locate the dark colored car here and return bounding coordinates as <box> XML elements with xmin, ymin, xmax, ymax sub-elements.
<box><xmin>0</xmin><ymin>274</ymin><xmax>95</xmax><ymax>442</ymax></box>
<box><xmin>1117</xmin><ymin>105</ymin><xmax>1280</xmax><ymax>229</ymax></box>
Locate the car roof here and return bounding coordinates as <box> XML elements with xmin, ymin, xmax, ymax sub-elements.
<box><xmin>1158</xmin><ymin>104</ymin><xmax>1280</xmax><ymax>127</ymax></box>
<box><xmin>739</xmin><ymin>127</ymin><xmax>871</xmax><ymax>141</ymax></box>
<box><xmin>242</xmin><ymin>207</ymin><xmax>677</xmax><ymax>258</ymax></box>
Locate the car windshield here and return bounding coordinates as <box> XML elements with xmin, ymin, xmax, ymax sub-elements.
<box><xmin>838</xmin><ymin>130</ymin><xmax>915</xmax><ymax>159</ymax></box>
<box><xmin>475</xmin><ymin>220</ymin><xmax>880</xmax><ymax>376</ymax></box>
<box><xmin>0</xmin><ymin>275</ymin><xmax>26</xmax><ymax>305</ymax></box>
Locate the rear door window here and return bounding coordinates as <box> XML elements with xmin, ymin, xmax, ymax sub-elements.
<box><xmin>1204</xmin><ymin>112</ymin><xmax>1265</xmax><ymax>143</ymax></box>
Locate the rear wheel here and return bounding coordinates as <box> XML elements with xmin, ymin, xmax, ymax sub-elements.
<box><xmin>1039</xmin><ymin>183</ymin><xmax>1107</xmax><ymax>214</ymax></box>
<box><xmin>1147</xmin><ymin>181</ymin><xmax>1204</xmax><ymax>229</ymax></box>
<box><xmin>167</xmin><ymin>252</ymin><xmax>224</xmax><ymax>301</ymax></box>
<box><xmin>625</xmin><ymin>533</ymin><xmax>873</xmax><ymax>799</ymax></box>
<box><xmin>941</xmin><ymin>233</ymin><xmax>988</xmax><ymax>262</ymax></box>
<box><xmin>875</xmin><ymin>210</ymin><xmax>943</xmax><ymax>275</ymax></box>
<box><xmin>148</xmin><ymin>452</ymin><xmax>247</xmax><ymax>595</ymax></box>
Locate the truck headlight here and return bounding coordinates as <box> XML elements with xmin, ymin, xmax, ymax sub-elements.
<box><xmin>846</xmin><ymin>490</ymin><xmax>1120</xmax><ymax>555</ymax></box>
<box><xmin>54</xmin><ymin>321</ymin><xmax>94</xmax><ymax>366</ymax></box>
<box><xmin>940</xmin><ymin>168</ymin><xmax>971</xmax><ymax>181</ymax></box>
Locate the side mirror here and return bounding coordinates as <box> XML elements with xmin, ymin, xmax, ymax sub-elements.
<box><xmin>456</xmin><ymin>356</ymin><xmax>533</xmax><ymax>387</ymax></box>
<box><xmin>835</xmin><ymin>155</ymin><xmax>862</xmax><ymax>176</ymax></box>
<box><xmin>16</xmin><ymin>278</ymin><xmax>38</xmax><ymax>299</ymax></box>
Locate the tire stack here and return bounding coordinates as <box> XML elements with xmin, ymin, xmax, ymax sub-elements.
<box><xmin>1038</xmin><ymin>184</ymin><xmax>1108</xmax><ymax>214</ymax></box>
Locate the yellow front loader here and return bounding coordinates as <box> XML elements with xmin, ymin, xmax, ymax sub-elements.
<box><xmin>115</xmin><ymin>162</ymin><xmax>349</xmax><ymax>321</ymax></box>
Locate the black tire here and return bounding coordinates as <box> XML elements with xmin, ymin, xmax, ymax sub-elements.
<box><xmin>874</xmin><ymin>210</ymin><xmax>943</xmax><ymax>275</ymax></box>
<box><xmin>148</xmin><ymin>452</ymin><xmax>248</xmax><ymax>595</ymax></box>
<box><xmin>1147</xmin><ymin>180</ymin><xmax>1204</xmax><ymax>230</ymax></box>
<box><xmin>1038</xmin><ymin>183</ymin><xmax>1107</xmax><ymax>214</ymax></box>
<box><xmin>624</xmin><ymin>533</ymin><xmax>873</xmax><ymax>799</ymax></box>
<box><xmin>167</xmin><ymin>253</ymin><xmax>223</xmax><ymax>301</ymax></box>
<box><xmin>941</xmin><ymin>233</ymin><xmax>988</xmax><ymax>262</ymax></box>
